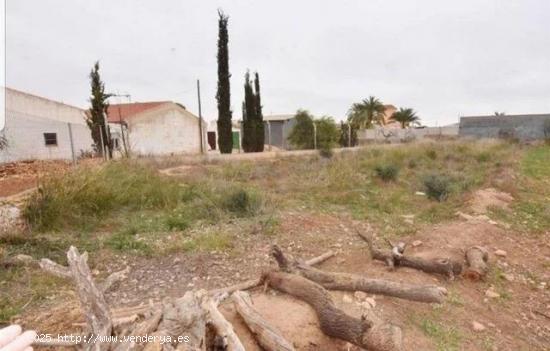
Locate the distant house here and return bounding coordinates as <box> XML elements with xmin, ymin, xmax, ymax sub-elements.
<box><xmin>263</xmin><ymin>114</ymin><xmax>297</xmax><ymax>150</ymax></box>
<box><xmin>107</xmin><ymin>101</ymin><xmax>206</xmax><ymax>156</ymax></box>
<box><xmin>459</xmin><ymin>114</ymin><xmax>550</xmax><ymax>141</ymax></box>
<box><xmin>1</xmin><ymin>88</ymin><xmax>94</xmax><ymax>163</ymax></box>
<box><xmin>380</xmin><ymin>104</ymin><xmax>399</xmax><ymax>128</ymax></box>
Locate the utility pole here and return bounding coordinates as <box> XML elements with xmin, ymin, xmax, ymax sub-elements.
<box><xmin>313</xmin><ymin>121</ymin><xmax>317</xmax><ymax>150</ymax></box>
<box><xmin>197</xmin><ymin>79</ymin><xmax>204</xmax><ymax>154</ymax></box>
<box><xmin>348</xmin><ymin>123</ymin><xmax>352</xmax><ymax>147</ymax></box>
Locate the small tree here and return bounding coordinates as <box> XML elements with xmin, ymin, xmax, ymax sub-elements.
<box><xmin>288</xmin><ymin>110</ymin><xmax>339</xmax><ymax>150</ymax></box>
<box><xmin>87</xmin><ymin>61</ymin><xmax>112</xmax><ymax>158</ymax></box>
<box><xmin>216</xmin><ymin>10</ymin><xmax>233</xmax><ymax>153</ymax></box>
<box><xmin>288</xmin><ymin>110</ymin><xmax>315</xmax><ymax>149</ymax></box>
<box><xmin>315</xmin><ymin>116</ymin><xmax>339</xmax><ymax>150</ymax></box>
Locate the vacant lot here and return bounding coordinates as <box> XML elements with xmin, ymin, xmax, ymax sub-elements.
<box><xmin>1</xmin><ymin>140</ymin><xmax>549</xmax><ymax>350</ymax></box>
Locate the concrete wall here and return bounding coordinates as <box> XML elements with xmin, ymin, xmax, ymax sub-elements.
<box><xmin>127</xmin><ymin>103</ymin><xmax>206</xmax><ymax>156</ymax></box>
<box><xmin>459</xmin><ymin>114</ymin><xmax>550</xmax><ymax>141</ymax></box>
<box><xmin>1</xmin><ymin>89</ymin><xmax>93</xmax><ymax>162</ymax></box>
<box><xmin>359</xmin><ymin>125</ymin><xmax>459</xmax><ymax>143</ymax></box>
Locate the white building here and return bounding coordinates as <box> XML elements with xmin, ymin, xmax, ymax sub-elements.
<box><xmin>0</xmin><ymin>88</ymin><xmax>94</xmax><ymax>163</ymax></box>
<box><xmin>107</xmin><ymin>101</ymin><xmax>206</xmax><ymax>156</ymax></box>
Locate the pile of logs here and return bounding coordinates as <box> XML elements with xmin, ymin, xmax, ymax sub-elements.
<box><xmin>16</xmin><ymin>227</ymin><xmax>490</xmax><ymax>351</ymax></box>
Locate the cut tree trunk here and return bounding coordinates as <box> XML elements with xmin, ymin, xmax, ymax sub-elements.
<box><xmin>272</xmin><ymin>245</ymin><xmax>447</xmax><ymax>303</ymax></box>
<box><xmin>232</xmin><ymin>291</ymin><xmax>295</xmax><ymax>351</ymax></box>
<box><xmin>263</xmin><ymin>271</ymin><xmax>402</xmax><ymax>351</ymax></box>
<box><xmin>464</xmin><ymin>246</ymin><xmax>489</xmax><ymax>281</ymax></box>
<box><xmin>357</xmin><ymin>230</ymin><xmax>462</xmax><ymax>279</ymax></box>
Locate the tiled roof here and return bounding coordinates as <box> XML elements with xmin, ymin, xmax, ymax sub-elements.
<box><xmin>106</xmin><ymin>101</ymin><xmax>170</xmax><ymax>123</ymax></box>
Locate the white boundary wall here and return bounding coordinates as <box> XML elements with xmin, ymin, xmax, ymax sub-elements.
<box><xmin>358</xmin><ymin>125</ymin><xmax>459</xmax><ymax>143</ymax></box>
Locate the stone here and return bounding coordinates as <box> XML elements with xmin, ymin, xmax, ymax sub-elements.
<box><xmin>354</xmin><ymin>291</ymin><xmax>367</xmax><ymax>301</ymax></box>
<box><xmin>503</xmin><ymin>273</ymin><xmax>515</xmax><ymax>282</ymax></box>
<box><xmin>412</xmin><ymin>240</ymin><xmax>423</xmax><ymax>247</ymax></box>
<box><xmin>415</xmin><ymin>191</ymin><xmax>426</xmax><ymax>196</ymax></box>
<box><xmin>342</xmin><ymin>294</ymin><xmax>353</xmax><ymax>304</ymax></box>
<box><xmin>485</xmin><ymin>289</ymin><xmax>500</xmax><ymax>298</ymax></box>
<box><xmin>364</xmin><ymin>297</ymin><xmax>376</xmax><ymax>309</ymax></box>
<box><xmin>472</xmin><ymin>321</ymin><xmax>486</xmax><ymax>332</ymax></box>
<box><xmin>494</xmin><ymin>250</ymin><xmax>507</xmax><ymax>257</ymax></box>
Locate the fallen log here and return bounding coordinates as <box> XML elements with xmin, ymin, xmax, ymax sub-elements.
<box><xmin>464</xmin><ymin>246</ymin><xmax>489</xmax><ymax>281</ymax></box>
<box><xmin>272</xmin><ymin>245</ymin><xmax>446</xmax><ymax>303</ymax></box>
<box><xmin>203</xmin><ymin>297</ymin><xmax>245</xmax><ymax>351</ymax></box>
<box><xmin>67</xmin><ymin>246</ymin><xmax>113</xmax><ymax>351</ymax></box>
<box><xmin>263</xmin><ymin>271</ymin><xmax>402</xmax><ymax>351</ymax></box>
<box><xmin>357</xmin><ymin>230</ymin><xmax>462</xmax><ymax>279</ymax></box>
<box><xmin>232</xmin><ymin>291</ymin><xmax>295</xmax><ymax>351</ymax></box>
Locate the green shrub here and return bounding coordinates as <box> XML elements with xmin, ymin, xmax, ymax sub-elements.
<box><xmin>475</xmin><ymin>151</ymin><xmax>491</xmax><ymax>163</ymax></box>
<box><xmin>105</xmin><ymin>227</ymin><xmax>151</xmax><ymax>254</ymax></box>
<box><xmin>165</xmin><ymin>214</ymin><xmax>190</xmax><ymax>231</ymax></box>
<box><xmin>221</xmin><ymin>188</ymin><xmax>261</xmax><ymax>217</ymax></box>
<box><xmin>426</xmin><ymin>149</ymin><xmax>438</xmax><ymax>160</ymax></box>
<box><xmin>319</xmin><ymin>145</ymin><xmax>333</xmax><ymax>159</ymax></box>
<box><xmin>23</xmin><ymin>162</ymin><xmax>195</xmax><ymax>231</ymax></box>
<box><xmin>423</xmin><ymin>174</ymin><xmax>451</xmax><ymax>201</ymax></box>
<box><xmin>374</xmin><ymin>164</ymin><xmax>400</xmax><ymax>182</ymax></box>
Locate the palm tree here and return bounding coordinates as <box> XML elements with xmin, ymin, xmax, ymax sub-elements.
<box><xmin>390</xmin><ymin>108</ymin><xmax>420</xmax><ymax>129</ymax></box>
<box><xmin>347</xmin><ymin>96</ymin><xmax>386</xmax><ymax>129</ymax></box>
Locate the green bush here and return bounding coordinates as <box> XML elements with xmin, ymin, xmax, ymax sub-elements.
<box><xmin>425</xmin><ymin>149</ymin><xmax>438</xmax><ymax>160</ymax></box>
<box><xmin>105</xmin><ymin>227</ymin><xmax>151</xmax><ymax>254</ymax></box>
<box><xmin>165</xmin><ymin>214</ymin><xmax>190</xmax><ymax>231</ymax></box>
<box><xmin>23</xmin><ymin>162</ymin><xmax>190</xmax><ymax>231</ymax></box>
<box><xmin>221</xmin><ymin>188</ymin><xmax>261</xmax><ymax>217</ymax></box>
<box><xmin>374</xmin><ymin>164</ymin><xmax>400</xmax><ymax>182</ymax></box>
<box><xmin>423</xmin><ymin>174</ymin><xmax>451</xmax><ymax>201</ymax></box>
<box><xmin>319</xmin><ymin>145</ymin><xmax>333</xmax><ymax>159</ymax></box>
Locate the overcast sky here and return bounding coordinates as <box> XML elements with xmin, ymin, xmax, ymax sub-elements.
<box><xmin>6</xmin><ymin>0</ymin><xmax>550</xmax><ymax>125</ymax></box>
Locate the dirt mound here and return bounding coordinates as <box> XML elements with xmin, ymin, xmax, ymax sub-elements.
<box><xmin>470</xmin><ymin>188</ymin><xmax>514</xmax><ymax>214</ymax></box>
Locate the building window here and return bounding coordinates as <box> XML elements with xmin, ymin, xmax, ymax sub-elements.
<box><xmin>43</xmin><ymin>133</ymin><xmax>58</xmax><ymax>146</ymax></box>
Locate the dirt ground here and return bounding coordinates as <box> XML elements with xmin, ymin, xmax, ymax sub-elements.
<box><xmin>0</xmin><ymin>160</ymin><xmax>71</xmax><ymax>198</ymax></box>
<box><xmin>6</xmin><ymin>148</ymin><xmax>549</xmax><ymax>350</ymax></box>
<box><xmin>21</xmin><ymin>206</ymin><xmax>550</xmax><ymax>350</ymax></box>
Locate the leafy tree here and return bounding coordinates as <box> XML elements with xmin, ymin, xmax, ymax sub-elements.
<box><xmin>87</xmin><ymin>61</ymin><xmax>113</xmax><ymax>158</ymax></box>
<box><xmin>253</xmin><ymin>72</ymin><xmax>265</xmax><ymax>151</ymax></box>
<box><xmin>339</xmin><ymin>121</ymin><xmax>358</xmax><ymax>147</ymax></box>
<box><xmin>288</xmin><ymin>110</ymin><xmax>339</xmax><ymax>150</ymax></box>
<box><xmin>288</xmin><ymin>110</ymin><xmax>315</xmax><ymax>149</ymax></box>
<box><xmin>216</xmin><ymin>10</ymin><xmax>233</xmax><ymax>153</ymax></box>
<box><xmin>315</xmin><ymin>116</ymin><xmax>340</xmax><ymax>150</ymax></box>
<box><xmin>347</xmin><ymin>96</ymin><xmax>386</xmax><ymax>129</ymax></box>
<box><xmin>390</xmin><ymin>107</ymin><xmax>420</xmax><ymax>128</ymax></box>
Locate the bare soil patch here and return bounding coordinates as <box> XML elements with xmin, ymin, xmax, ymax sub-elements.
<box><xmin>17</xmin><ymin>211</ymin><xmax>550</xmax><ymax>350</ymax></box>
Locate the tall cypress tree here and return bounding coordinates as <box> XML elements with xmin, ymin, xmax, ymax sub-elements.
<box><xmin>253</xmin><ymin>72</ymin><xmax>264</xmax><ymax>152</ymax></box>
<box><xmin>241</xmin><ymin>71</ymin><xmax>256</xmax><ymax>152</ymax></box>
<box><xmin>216</xmin><ymin>10</ymin><xmax>233</xmax><ymax>153</ymax></box>
<box><xmin>87</xmin><ymin>61</ymin><xmax>112</xmax><ymax>158</ymax></box>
